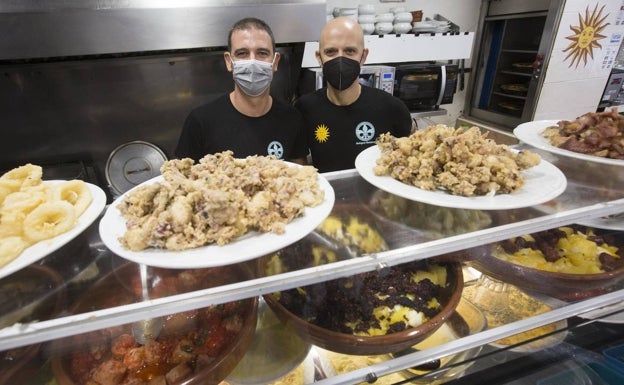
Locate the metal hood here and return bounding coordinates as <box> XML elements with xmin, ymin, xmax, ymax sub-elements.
<box><xmin>0</xmin><ymin>0</ymin><xmax>326</xmax><ymax>60</ymax></box>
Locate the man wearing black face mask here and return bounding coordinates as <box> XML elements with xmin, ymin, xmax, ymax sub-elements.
<box><xmin>175</xmin><ymin>17</ymin><xmax>307</xmax><ymax>164</ymax></box>
<box><xmin>295</xmin><ymin>16</ymin><xmax>412</xmax><ymax>173</ymax></box>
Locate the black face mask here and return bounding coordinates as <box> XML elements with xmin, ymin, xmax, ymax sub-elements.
<box><xmin>322</xmin><ymin>56</ymin><xmax>361</xmax><ymax>91</ymax></box>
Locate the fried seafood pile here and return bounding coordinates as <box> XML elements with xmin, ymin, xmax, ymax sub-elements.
<box><xmin>373</xmin><ymin>125</ymin><xmax>541</xmax><ymax>196</ymax></box>
<box><xmin>542</xmin><ymin>108</ymin><xmax>624</xmax><ymax>159</ymax></box>
<box><xmin>117</xmin><ymin>151</ymin><xmax>325</xmax><ymax>251</ymax></box>
<box><xmin>0</xmin><ymin>164</ymin><xmax>92</xmax><ymax>266</ymax></box>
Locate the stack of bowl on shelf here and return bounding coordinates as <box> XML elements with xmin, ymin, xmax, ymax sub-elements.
<box><xmin>391</xmin><ymin>7</ymin><xmax>413</xmax><ymax>34</ymax></box>
<box><xmin>357</xmin><ymin>4</ymin><xmax>376</xmax><ymax>35</ymax></box>
<box><xmin>335</xmin><ymin>6</ymin><xmax>358</xmax><ymax>20</ymax></box>
<box><xmin>353</xmin><ymin>5</ymin><xmax>427</xmax><ymax>35</ymax></box>
<box><xmin>331</xmin><ymin>5</ymin><xmax>447</xmax><ymax>36</ymax></box>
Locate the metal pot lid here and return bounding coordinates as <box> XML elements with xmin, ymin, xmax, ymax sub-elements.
<box><xmin>105</xmin><ymin>141</ymin><xmax>167</xmax><ymax>197</ymax></box>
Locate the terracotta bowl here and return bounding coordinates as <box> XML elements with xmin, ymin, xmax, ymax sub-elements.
<box><xmin>263</xmin><ymin>261</ymin><xmax>463</xmax><ymax>356</ymax></box>
<box><xmin>466</xmin><ymin>226</ymin><xmax>624</xmax><ymax>301</ymax></box>
<box><xmin>51</xmin><ymin>262</ymin><xmax>258</xmax><ymax>385</ymax></box>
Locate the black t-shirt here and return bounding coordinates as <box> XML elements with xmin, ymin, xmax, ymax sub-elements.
<box><xmin>295</xmin><ymin>86</ymin><xmax>412</xmax><ymax>173</ymax></box>
<box><xmin>175</xmin><ymin>94</ymin><xmax>308</xmax><ymax>162</ymax></box>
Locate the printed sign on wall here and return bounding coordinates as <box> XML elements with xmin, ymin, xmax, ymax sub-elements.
<box><xmin>562</xmin><ymin>4</ymin><xmax>610</xmax><ymax>68</ymax></box>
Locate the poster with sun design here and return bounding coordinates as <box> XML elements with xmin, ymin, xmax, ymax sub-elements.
<box><xmin>562</xmin><ymin>4</ymin><xmax>610</xmax><ymax>68</ymax></box>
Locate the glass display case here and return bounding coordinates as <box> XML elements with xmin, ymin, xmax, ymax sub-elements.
<box><xmin>1</xmin><ymin>142</ymin><xmax>624</xmax><ymax>385</ymax></box>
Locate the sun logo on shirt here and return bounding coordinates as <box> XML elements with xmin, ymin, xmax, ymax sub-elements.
<box><xmin>562</xmin><ymin>4</ymin><xmax>609</xmax><ymax>68</ymax></box>
<box><xmin>315</xmin><ymin>124</ymin><xmax>330</xmax><ymax>143</ymax></box>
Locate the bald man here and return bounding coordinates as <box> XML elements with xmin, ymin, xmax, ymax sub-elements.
<box><xmin>295</xmin><ymin>16</ymin><xmax>412</xmax><ymax>173</ymax></box>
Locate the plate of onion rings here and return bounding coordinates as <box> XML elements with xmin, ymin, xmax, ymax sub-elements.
<box><xmin>0</xmin><ymin>181</ymin><xmax>107</xmax><ymax>280</ymax></box>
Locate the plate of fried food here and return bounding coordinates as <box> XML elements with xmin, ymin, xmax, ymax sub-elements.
<box><xmin>355</xmin><ymin>124</ymin><xmax>567</xmax><ymax>210</ymax></box>
<box><xmin>513</xmin><ymin>109</ymin><xmax>624</xmax><ymax>166</ymax></box>
<box><xmin>99</xmin><ymin>151</ymin><xmax>335</xmax><ymax>268</ymax></box>
<box><xmin>0</xmin><ymin>164</ymin><xmax>107</xmax><ymax>279</ymax></box>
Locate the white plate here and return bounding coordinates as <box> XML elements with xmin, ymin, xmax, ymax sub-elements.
<box><xmin>514</xmin><ymin>120</ymin><xmax>624</xmax><ymax>167</ymax></box>
<box><xmin>99</xmin><ymin>173</ymin><xmax>335</xmax><ymax>268</ymax></box>
<box><xmin>354</xmin><ymin>146</ymin><xmax>567</xmax><ymax>210</ymax></box>
<box><xmin>578</xmin><ymin>301</ymin><xmax>624</xmax><ymax>324</ymax></box>
<box><xmin>0</xmin><ymin>181</ymin><xmax>107</xmax><ymax>280</ymax></box>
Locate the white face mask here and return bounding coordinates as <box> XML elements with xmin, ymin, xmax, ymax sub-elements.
<box><xmin>231</xmin><ymin>54</ymin><xmax>276</xmax><ymax>97</ymax></box>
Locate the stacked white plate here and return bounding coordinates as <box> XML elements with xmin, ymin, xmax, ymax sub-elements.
<box><xmin>412</xmin><ymin>20</ymin><xmax>451</xmax><ymax>33</ymax></box>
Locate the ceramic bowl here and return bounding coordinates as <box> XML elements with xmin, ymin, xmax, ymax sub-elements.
<box><xmin>394</xmin><ymin>12</ymin><xmax>413</xmax><ymax>23</ymax></box>
<box><xmin>358</xmin><ymin>4</ymin><xmax>375</xmax><ymax>15</ymax></box>
<box><xmin>358</xmin><ymin>14</ymin><xmax>376</xmax><ymax>24</ymax></box>
<box><xmin>263</xmin><ymin>261</ymin><xmax>463</xmax><ymax>356</ymax></box>
<box><xmin>375</xmin><ymin>22</ymin><xmax>394</xmax><ymax>35</ymax></box>
<box><xmin>51</xmin><ymin>263</ymin><xmax>258</xmax><ymax>385</ymax></box>
<box><xmin>339</xmin><ymin>8</ymin><xmax>358</xmax><ymax>18</ymax></box>
<box><xmin>394</xmin><ymin>22</ymin><xmax>413</xmax><ymax>34</ymax></box>
<box><xmin>465</xmin><ymin>226</ymin><xmax>624</xmax><ymax>300</ymax></box>
<box><xmin>375</xmin><ymin>13</ymin><xmax>394</xmax><ymax>23</ymax></box>
<box><xmin>360</xmin><ymin>23</ymin><xmax>375</xmax><ymax>35</ymax></box>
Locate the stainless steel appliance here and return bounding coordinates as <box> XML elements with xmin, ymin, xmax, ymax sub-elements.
<box><xmin>461</xmin><ymin>0</ymin><xmax>564</xmax><ymax>131</ymax></box>
<box><xmin>599</xmin><ymin>68</ymin><xmax>624</xmax><ymax>109</ymax></box>
<box><xmin>306</xmin><ymin>65</ymin><xmax>396</xmax><ymax>94</ymax></box>
<box><xmin>393</xmin><ymin>62</ymin><xmax>458</xmax><ymax>111</ymax></box>
<box><xmin>0</xmin><ymin>0</ymin><xmax>325</xmax><ymax>201</ymax></box>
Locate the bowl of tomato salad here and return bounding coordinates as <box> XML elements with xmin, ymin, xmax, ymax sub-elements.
<box><xmin>51</xmin><ymin>262</ymin><xmax>258</xmax><ymax>385</ymax></box>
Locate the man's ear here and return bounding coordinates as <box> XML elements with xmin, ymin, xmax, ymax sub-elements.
<box><xmin>360</xmin><ymin>48</ymin><xmax>369</xmax><ymax>65</ymax></box>
<box><xmin>315</xmin><ymin>50</ymin><xmax>323</xmax><ymax>66</ymax></box>
<box><xmin>273</xmin><ymin>52</ymin><xmax>281</xmax><ymax>72</ymax></box>
<box><xmin>224</xmin><ymin>51</ymin><xmax>233</xmax><ymax>72</ymax></box>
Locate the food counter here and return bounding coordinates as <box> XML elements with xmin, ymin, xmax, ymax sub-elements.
<box><xmin>1</xmin><ymin>140</ymin><xmax>624</xmax><ymax>385</ymax></box>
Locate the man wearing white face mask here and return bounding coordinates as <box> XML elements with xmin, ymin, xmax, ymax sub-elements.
<box><xmin>175</xmin><ymin>17</ymin><xmax>307</xmax><ymax>164</ymax></box>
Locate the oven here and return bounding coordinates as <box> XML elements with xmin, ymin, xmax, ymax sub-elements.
<box><xmin>393</xmin><ymin>62</ymin><xmax>458</xmax><ymax>111</ymax></box>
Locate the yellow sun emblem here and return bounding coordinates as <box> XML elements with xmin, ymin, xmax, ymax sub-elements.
<box><xmin>315</xmin><ymin>124</ymin><xmax>330</xmax><ymax>143</ymax></box>
<box><xmin>562</xmin><ymin>4</ymin><xmax>610</xmax><ymax>68</ymax></box>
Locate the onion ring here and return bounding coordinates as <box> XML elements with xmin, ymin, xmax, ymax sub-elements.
<box><xmin>23</xmin><ymin>201</ymin><xmax>76</xmax><ymax>242</ymax></box>
<box><xmin>0</xmin><ymin>185</ymin><xmax>11</xmax><ymax>206</ymax></box>
<box><xmin>0</xmin><ymin>211</ymin><xmax>25</xmax><ymax>238</ymax></box>
<box><xmin>1</xmin><ymin>190</ymin><xmax>47</xmax><ymax>216</ymax></box>
<box><xmin>0</xmin><ymin>163</ymin><xmax>42</xmax><ymax>192</ymax></box>
<box><xmin>51</xmin><ymin>180</ymin><xmax>92</xmax><ymax>217</ymax></box>
<box><xmin>0</xmin><ymin>236</ymin><xmax>29</xmax><ymax>268</ymax></box>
